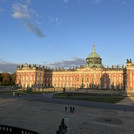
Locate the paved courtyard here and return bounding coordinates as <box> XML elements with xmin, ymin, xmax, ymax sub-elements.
<box><xmin>0</xmin><ymin>95</ymin><xmax>134</xmax><ymax>134</ymax></box>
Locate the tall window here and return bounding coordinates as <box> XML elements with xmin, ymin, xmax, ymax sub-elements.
<box><xmin>67</xmin><ymin>77</ymin><xmax>69</xmax><ymax>81</ymax></box>
<box><xmin>114</xmin><ymin>77</ymin><xmax>116</xmax><ymax>88</ymax></box>
<box><xmin>119</xmin><ymin>77</ymin><xmax>121</xmax><ymax>89</ymax></box>
<box><xmin>130</xmin><ymin>72</ymin><xmax>132</xmax><ymax>89</ymax></box>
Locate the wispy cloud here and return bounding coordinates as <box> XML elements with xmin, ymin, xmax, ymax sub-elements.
<box><xmin>26</xmin><ymin>0</ymin><xmax>31</xmax><ymax>4</ymax></box>
<box><xmin>94</xmin><ymin>0</ymin><xmax>102</xmax><ymax>3</ymax></box>
<box><xmin>0</xmin><ymin>59</ymin><xmax>17</xmax><ymax>73</ymax></box>
<box><xmin>0</xmin><ymin>57</ymin><xmax>85</xmax><ymax>72</ymax></box>
<box><xmin>63</xmin><ymin>0</ymin><xmax>69</xmax><ymax>3</ymax></box>
<box><xmin>48</xmin><ymin>16</ymin><xmax>59</xmax><ymax>22</ymax></box>
<box><xmin>44</xmin><ymin>57</ymin><xmax>85</xmax><ymax>68</ymax></box>
<box><xmin>48</xmin><ymin>16</ymin><xmax>62</xmax><ymax>26</ymax></box>
<box><xmin>12</xmin><ymin>3</ymin><xmax>45</xmax><ymax>38</ymax></box>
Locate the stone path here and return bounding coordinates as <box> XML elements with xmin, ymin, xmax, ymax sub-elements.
<box><xmin>117</xmin><ymin>96</ymin><xmax>134</xmax><ymax>105</ymax></box>
<box><xmin>0</xmin><ymin>95</ymin><xmax>134</xmax><ymax>134</ymax></box>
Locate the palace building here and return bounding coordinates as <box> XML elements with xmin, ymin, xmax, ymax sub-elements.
<box><xmin>16</xmin><ymin>45</ymin><xmax>134</xmax><ymax>92</ymax></box>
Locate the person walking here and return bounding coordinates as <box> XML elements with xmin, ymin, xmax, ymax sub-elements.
<box><xmin>72</xmin><ymin>107</ymin><xmax>75</xmax><ymax>113</ymax></box>
<box><xmin>65</xmin><ymin>107</ymin><xmax>67</xmax><ymax>112</ymax></box>
<box><xmin>70</xmin><ymin>106</ymin><xmax>72</xmax><ymax>112</ymax></box>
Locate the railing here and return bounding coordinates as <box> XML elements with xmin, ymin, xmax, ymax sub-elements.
<box><xmin>0</xmin><ymin>125</ymin><xmax>40</xmax><ymax>134</ymax></box>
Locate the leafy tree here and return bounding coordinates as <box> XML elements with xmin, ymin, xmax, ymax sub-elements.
<box><xmin>0</xmin><ymin>73</ymin><xmax>2</xmax><ymax>86</ymax></box>
<box><xmin>0</xmin><ymin>73</ymin><xmax>2</xmax><ymax>82</ymax></box>
<box><xmin>2</xmin><ymin>72</ymin><xmax>10</xmax><ymax>85</ymax></box>
<box><xmin>0</xmin><ymin>72</ymin><xmax>16</xmax><ymax>86</ymax></box>
<box><xmin>10</xmin><ymin>72</ymin><xmax>16</xmax><ymax>85</ymax></box>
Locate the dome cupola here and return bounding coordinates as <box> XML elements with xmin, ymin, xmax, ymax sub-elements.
<box><xmin>86</xmin><ymin>44</ymin><xmax>102</xmax><ymax>68</ymax></box>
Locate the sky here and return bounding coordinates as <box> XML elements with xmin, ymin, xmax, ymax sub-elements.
<box><xmin>0</xmin><ymin>0</ymin><xmax>134</xmax><ymax>73</ymax></box>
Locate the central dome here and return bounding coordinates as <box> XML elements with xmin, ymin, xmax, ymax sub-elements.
<box><xmin>87</xmin><ymin>44</ymin><xmax>100</xmax><ymax>58</ymax></box>
<box><xmin>87</xmin><ymin>51</ymin><xmax>100</xmax><ymax>58</ymax></box>
<box><xmin>86</xmin><ymin>44</ymin><xmax>102</xmax><ymax>68</ymax></box>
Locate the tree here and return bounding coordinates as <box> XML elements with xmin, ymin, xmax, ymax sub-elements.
<box><xmin>0</xmin><ymin>73</ymin><xmax>2</xmax><ymax>86</ymax></box>
<box><xmin>10</xmin><ymin>72</ymin><xmax>16</xmax><ymax>85</ymax></box>
<box><xmin>2</xmin><ymin>72</ymin><xmax>10</xmax><ymax>85</ymax></box>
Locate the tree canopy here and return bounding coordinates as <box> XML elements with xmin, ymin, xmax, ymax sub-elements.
<box><xmin>0</xmin><ymin>72</ymin><xmax>16</xmax><ymax>86</ymax></box>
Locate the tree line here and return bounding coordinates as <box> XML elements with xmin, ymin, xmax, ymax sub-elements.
<box><xmin>0</xmin><ymin>72</ymin><xmax>16</xmax><ymax>86</ymax></box>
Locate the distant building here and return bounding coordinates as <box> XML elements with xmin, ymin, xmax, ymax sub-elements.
<box><xmin>16</xmin><ymin>45</ymin><xmax>134</xmax><ymax>92</ymax></box>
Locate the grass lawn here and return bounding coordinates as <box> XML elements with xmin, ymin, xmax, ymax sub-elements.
<box><xmin>53</xmin><ymin>92</ymin><xmax>125</xmax><ymax>104</ymax></box>
<box><xmin>0</xmin><ymin>91</ymin><xmax>14</xmax><ymax>95</ymax></box>
<box><xmin>0</xmin><ymin>90</ymin><xmax>54</xmax><ymax>95</ymax></box>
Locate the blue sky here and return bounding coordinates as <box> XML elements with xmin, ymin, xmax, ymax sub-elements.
<box><xmin>0</xmin><ymin>0</ymin><xmax>134</xmax><ymax>72</ymax></box>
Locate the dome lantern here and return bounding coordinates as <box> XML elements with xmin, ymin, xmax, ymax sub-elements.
<box><xmin>86</xmin><ymin>45</ymin><xmax>102</xmax><ymax>68</ymax></box>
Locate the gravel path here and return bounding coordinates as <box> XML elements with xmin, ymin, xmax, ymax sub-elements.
<box><xmin>0</xmin><ymin>94</ymin><xmax>134</xmax><ymax>134</ymax></box>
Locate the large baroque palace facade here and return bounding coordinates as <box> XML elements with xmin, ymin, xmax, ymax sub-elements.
<box><xmin>16</xmin><ymin>45</ymin><xmax>134</xmax><ymax>92</ymax></box>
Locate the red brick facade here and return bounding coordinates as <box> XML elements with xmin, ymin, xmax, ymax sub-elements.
<box><xmin>43</xmin><ymin>67</ymin><xmax>125</xmax><ymax>90</ymax></box>
<box><xmin>16</xmin><ymin>47</ymin><xmax>134</xmax><ymax>92</ymax></box>
<box><xmin>16</xmin><ymin>63</ymin><xmax>130</xmax><ymax>90</ymax></box>
<box><xmin>126</xmin><ymin>59</ymin><xmax>134</xmax><ymax>92</ymax></box>
<box><xmin>16</xmin><ymin>63</ymin><xmax>44</xmax><ymax>88</ymax></box>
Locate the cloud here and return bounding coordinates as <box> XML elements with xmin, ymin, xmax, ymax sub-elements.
<box><xmin>12</xmin><ymin>4</ymin><xmax>32</xmax><ymax>19</ymax></box>
<box><xmin>63</xmin><ymin>0</ymin><xmax>69</xmax><ymax>3</ymax></box>
<box><xmin>48</xmin><ymin>16</ymin><xmax>62</xmax><ymax>26</ymax></box>
<box><xmin>0</xmin><ymin>57</ymin><xmax>85</xmax><ymax>72</ymax></box>
<box><xmin>48</xmin><ymin>16</ymin><xmax>59</xmax><ymax>22</ymax></box>
<box><xmin>44</xmin><ymin>57</ymin><xmax>85</xmax><ymax>68</ymax></box>
<box><xmin>26</xmin><ymin>0</ymin><xmax>31</xmax><ymax>4</ymax></box>
<box><xmin>12</xmin><ymin>3</ymin><xmax>45</xmax><ymax>38</ymax></box>
<box><xmin>0</xmin><ymin>59</ymin><xmax>17</xmax><ymax>73</ymax></box>
<box><xmin>94</xmin><ymin>0</ymin><xmax>102</xmax><ymax>3</ymax></box>
<box><xmin>23</xmin><ymin>20</ymin><xmax>44</xmax><ymax>37</ymax></box>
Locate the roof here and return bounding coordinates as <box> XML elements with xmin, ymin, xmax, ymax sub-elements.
<box><xmin>87</xmin><ymin>44</ymin><xmax>100</xmax><ymax>58</ymax></box>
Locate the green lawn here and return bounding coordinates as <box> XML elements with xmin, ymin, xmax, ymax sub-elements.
<box><xmin>53</xmin><ymin>93</ymin><xmax>125</xmax><ymax>104</ymax></box>
<box><xmin>0</xmin><ymin>90</ymin><xmax>54</xmax><ymax>95</ymax></box>
<box><xmin>0</xmin><ymin>91</ymin><xmax>13</xmax><ymax>95</ymax></box>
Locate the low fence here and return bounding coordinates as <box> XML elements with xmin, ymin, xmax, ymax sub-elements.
<box><xmin>0</xmin><ymin>125</ymin><xmax>40</xmax><ymax>134</ymax></box>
